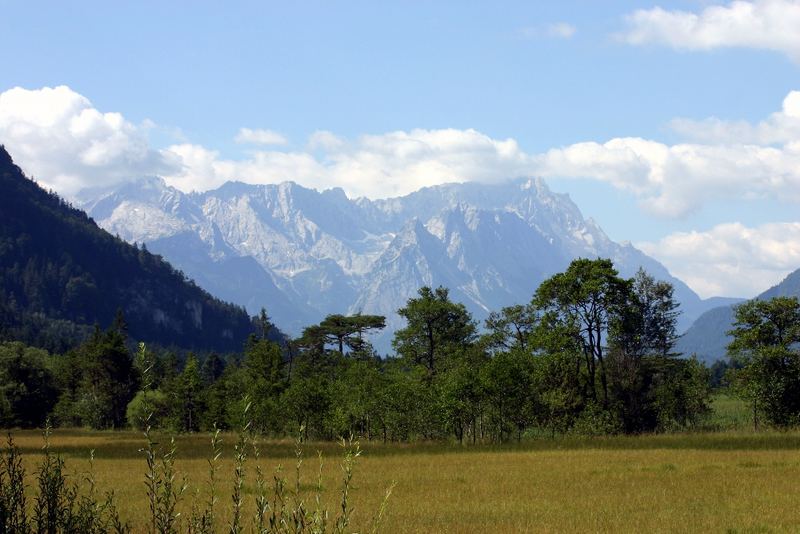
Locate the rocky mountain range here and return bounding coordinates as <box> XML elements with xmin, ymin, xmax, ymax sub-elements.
<box><xmin>77</xmin><ymin>176</ymin><xmax>737</xmax><ymax>353</ymax></box>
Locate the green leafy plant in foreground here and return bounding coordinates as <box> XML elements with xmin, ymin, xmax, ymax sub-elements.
<box><xmin>0</xmin><ymin>425</ymin><xmax>128</xmax><ymax>534</ymax></box>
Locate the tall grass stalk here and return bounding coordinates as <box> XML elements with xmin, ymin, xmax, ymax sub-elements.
<box><xmin>0</xmin><ymin>434</ymin><xmax>27</xmax><ymax>533</ymax></box>
<box><xmin>156</xmin><ymin>436</ymin><xmax>187</xmax><ymax>534</ymax></box>
<box><xmin>34</xmin><ymin>421</ymin><xmax>68</xmax><ymax>533</ymax></box>
<box><xmin>208</xmin><ymin>426</ymin><xmax>222</xmax><ymax>528</ymax></box>
<box><xmin>230</xmin><ymin>397</ymin><xmax>252</xmax><ymax>534</ymax></box>
<box><xmin>290</xmin><ymin>430</ymin><xmax>309</xmax><ymax>529</ymax></box>
<box><xmin>334</xmin><ymin>437</ymin><xmax>361</xmax><ymax>534</ymax></box>
<box><xmin>370</xmin><ymin>482</ymin><xmax>396</xmax><ymax>534</ymax></box>
<box><xmin>311</xmin><ymin>450</ymin><xmax>328</xmax><ymax>532</ymax></box>
<box><xmin>252</xmin><ymin>434</ymin><xmax>268</xmax><ymax>533</ymax></box>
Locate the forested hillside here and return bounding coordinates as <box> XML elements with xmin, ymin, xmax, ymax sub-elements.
<box><xmin>0</xmin><ymin>146</ymin><xmax>256</xmax><ymax>352</ymax></box>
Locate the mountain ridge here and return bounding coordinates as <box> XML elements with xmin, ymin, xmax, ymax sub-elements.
<box><xmin>78</xmin><ymin>174</ymin><xmax>731</xmax><ymax>353</ymax></box>
<box><xmin>0</xmin><ymin>146</ymin><xmax>258</xmax><ymax>353</ymax></box>
<box><xmin>678</xmin><ymin>269</ymin><xmax>800</xmax><ymax>364</ymax></box>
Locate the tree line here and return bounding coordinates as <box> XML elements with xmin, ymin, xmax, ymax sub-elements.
<box><xmin>3</xmin><ymin>258</ymin><xmax>797</xmax><ymax>440</ymax></box>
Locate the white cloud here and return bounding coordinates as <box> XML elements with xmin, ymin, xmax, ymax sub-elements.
<box><xmin>163</xmin><ymin>128</ymin><xmax>535</xmax><ymax>198</ymax></box>
<box><xmin>0</xmin><ymin>86</ymin><xmax>176</xmax><ymax>195</ymax></box>
<box><xmin>5</xmin><ymin>85</ymin><xmax>800</xmax><ymax>222</ymax></box>
<box><xmin>638</xmin><ymin>222</ymin><xmax>800</xmax><ymax>298</ymax></box>
<box><xmin>307</xmin><ymin>130</ymin><xmax>345</xmax><ymax>151</ymax></box>
<box><xmin>234</xmin><ymin>128</ymin><xmax>287</xmax><ymax>146</ymax></box>
<box><xmin>669</xmin><ymin>90</ymin><xmax>800</xmax><ymax>144</ymax></box>
<box><xmin>618</xmin><ymin>0</ymin><xmax>800</xmax><ymax>61</ymax></box>
<box><xmin>534</xmin><ymin>136</ymin><xmax>800</xmax><ymax>217</ymax></box>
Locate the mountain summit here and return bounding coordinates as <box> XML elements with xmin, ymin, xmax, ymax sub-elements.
<box><xmin>79</xmin><ymin>175</ymin><xmax>725</xmax><ymax>352</ymax></box>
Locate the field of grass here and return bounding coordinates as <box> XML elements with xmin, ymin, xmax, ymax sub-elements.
<box><xmin>7</xmin><ymin>422</ymin><xmax>800</xmax><ymax>533</ymax></box>
<box><xmin>709</xmin><ymin>393</ymin><xmax>755</xmax><ymax>431</ymax></box>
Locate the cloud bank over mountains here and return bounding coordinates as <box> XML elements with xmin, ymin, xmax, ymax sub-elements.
<box><xmin>164</xmin><ymin>128</ymin><xmax>534</xmax><ymax>199</ymax></box>
<box><xmin>4</xmin><ymin>84</ymin><xmax>800</xmax><ymax>219</ymax></box>
<box><xmin>1</xmin><ymin>81</ymin><xmax>799</xmax><ymax>298</ymax></box>
<box><xmin>0</xmin><ymin>86</ymin><xmax>177</xmax><ymax>195</ymax></box>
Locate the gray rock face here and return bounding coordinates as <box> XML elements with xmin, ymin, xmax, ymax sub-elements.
<box><xmin>78</xmin><ymin>177</ymin><xmax>722</xmax><ymax>353</ymax></box>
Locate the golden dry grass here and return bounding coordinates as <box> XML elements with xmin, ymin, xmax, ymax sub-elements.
<box><xmin>6</xmin><ymin>429</ymin><xmax>800</xmax><ymax>533</ymax></box>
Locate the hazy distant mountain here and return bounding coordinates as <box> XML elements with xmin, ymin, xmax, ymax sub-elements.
<box><xmin>0</xmin><ymin>146</ymin><xmax>256</xmax><ymax>353</ymax></box>
<box><xmin>78</xmin><ymin>175</ymin><xmax>728</xmax><ymax>353</ymax></box>
<box><xmin>678</xmin><ymin>270</ymin><xmax>800</xmax><ymax>364</ymax></box>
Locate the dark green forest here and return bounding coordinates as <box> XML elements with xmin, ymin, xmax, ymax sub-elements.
<box><xmin>0</xmin><ymin>146</ymin><xmax>257</xmax><ymax>354</ymax></box>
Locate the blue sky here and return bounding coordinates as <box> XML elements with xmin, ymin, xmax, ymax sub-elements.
<box><xmin>2</xmin><ymin>0</ymin><xmax>800</xmax><ymax>298</ymax></box>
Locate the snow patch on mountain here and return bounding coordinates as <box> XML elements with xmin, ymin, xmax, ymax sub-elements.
<box><xmin>78</xmin><ymin>176</ymin><xmax>723</xmax><ymax>353</ymax></box>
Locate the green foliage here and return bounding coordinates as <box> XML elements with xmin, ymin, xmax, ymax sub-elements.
<box><xmin>0</xmin><ymin>435</ymin><xmax>27</xmax><ymax>532</ymax></box>
<box><xmin>243</xmin><ymin>337</ymin><xmax>286</xmax><ymax>434</ymax></box>
<box><xmin>481</xmin><ymin>349</ymin><xmax>536</xmax><ymax>442</ymax></box>
<box><xmin>531</xmin><ymin>351</ymin><xmax>582</xmax><ymax>436</ymax></box>
<box><xmin>328</xmin><ymin>358</ymin><xmax>387</xmax><ymax>440</ymax></box>
<box><xmin>649</xmin><ymin>357</ymin><xmax>711</xmax><ymax>430</ymax></box>
<box><xmin>0</xmin><ymin>429</ymin><xmax>128</xmax><ymax>534</ymax></box>
<box><xmin>571</xmin><ymin>402</ymin><xmax>624</xmax><ymax>436</ymax></box>
<box><xmin>0</xmin><ymin>342</ymin><xmax>58</xmax><ymax>427</ymax></box>
<box><xmin>127</xmin><ymin>390</ymin><xmax>171</xmax><ymax>430</ymax></box>
<box><xmin>52</xmin><ymin>321</ymin><xmax>138</xmax><ymax>429</ymax></box>
<box><xmin>2</xmin><ymin>258</ymin><xmax>718</xmax><ymax>440</ymax></box>
<box><xmin>393</xmin><ymin>286</ymin><xmax>476</xmax><ymax>375</ymax></box>
<box><xmin>438</xmin><ymin>356</ymin><xmax>483</xmax><ymax>443</ymax></box>
<box><xmin>729</xmin><ymin>297</ymin><xmax>800</xmax><ymax>355</ymax></box>
<box><xmin>727</xmin><ymin>297</ymin><xmax>800</xmax><ymax>428</ymax></box>
<box><xmin>306</xmin><ymin>313</ymin><xmax>386</xmax><ymax>355</ymax></box>
<box><xmin>176</xmin><ymin>355</ymin><xmax>203</xmax><ymax>432</ymax></box>
<box><xmin>534</xmin><ymin>258</ymin><xmax>630</xmax><ymax>406</ymax></box>
<box><xmin>484</xmin><ymin>304</ymin><xmax>538</xmax><ymax>353</ymax></box>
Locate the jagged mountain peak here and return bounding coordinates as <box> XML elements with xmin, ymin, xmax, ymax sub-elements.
<box><xmin>78</xmin><ymin>175</ymin><xmax>724</xmax><ymax>352</ymax></box>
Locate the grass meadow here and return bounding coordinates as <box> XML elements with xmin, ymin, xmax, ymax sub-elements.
<box><xmin>7</xmin><ymin>395</ymin><xmax>800</xmax><ymax>533</ymax></box>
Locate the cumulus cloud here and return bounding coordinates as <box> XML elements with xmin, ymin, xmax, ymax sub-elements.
<box><xmin>669</xmin><ymin>91</ymin><xmax>800</xmax><ymax>144</ymax></box>
<box><xmin>534</xmin><ymin>137</ymin><xmax>800</xmax><ymax>217</ymax></box>
<box><xmin>638</xmin><ymin>222</ymin><xmax>800</xmax><ymax>298</ymax></box>
<box><xmin>0</xmin><ymin>86</ymin><xmax>176</xmax><ymax>195</ymax></box>
<box><xmin>5</xmin><ymin>85</ymin><xmax>800</xmax><ymax>221</ymax></box>
<box><xmin>618</xmin><ymin>0</ymin><xmax>800</xmax><ymax>61</ymax></box>
<box><xmin>163</xmin><ymin>128</ymin><xmax>536</xmax><ymax>198</ymax></box>
<box><xmin>234</xmin><ymin>128</ymin><xmax>287</xmax><ymax>146</ymax></box>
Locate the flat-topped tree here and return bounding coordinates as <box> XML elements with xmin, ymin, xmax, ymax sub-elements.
<box><xmin>343</xmin><ymin>313</ymin><xmax>386</xmax><ymax>354</ymax></box>
<box><xmin>299</xmin><ymin>314</ymin><xmax>386</xmax><ymax>356</ymax></box>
